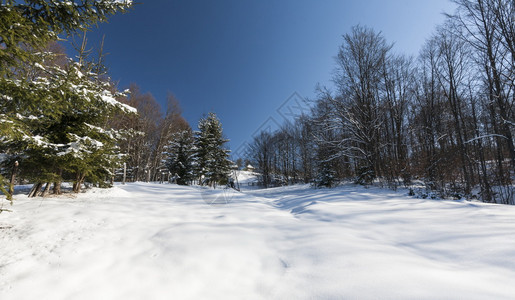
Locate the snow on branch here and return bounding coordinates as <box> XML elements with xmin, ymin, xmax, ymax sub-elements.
<box><xmin>465</xmin><ymin>134</ymin><xmax>508</xmax><ymax>144</ymax></box>
<box><xmin>100</xmin><ymin>91</ymin><xmax>137</xmax><ymax>114</ymax></box>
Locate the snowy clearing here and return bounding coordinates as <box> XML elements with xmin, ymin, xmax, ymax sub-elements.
<box><xmin>1</xmin><ymin>183</ymin><xmax>515</xmax><ymax>299</ymax></box>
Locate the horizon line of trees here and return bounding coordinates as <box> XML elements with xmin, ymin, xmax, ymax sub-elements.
<box><xmin>247</xmin><ymin>0</ymin><xmax>515</xmax><ymax>204</ymax></box>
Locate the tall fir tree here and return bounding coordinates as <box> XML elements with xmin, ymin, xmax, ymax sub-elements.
<box><xmin>194</xmin><ymin>112</ymin><xmax>232</xmax><ymax>188</ymax></box>
<box><xmin>164</xmin><ymin>129</ymin><xmax>195</xmax><ymax>185</ymax></box>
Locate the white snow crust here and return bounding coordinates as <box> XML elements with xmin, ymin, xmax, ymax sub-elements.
<box><xmin>1</xmin><ymin>183</ymin><xmax>515</xmax><ymax>299</ymax></box>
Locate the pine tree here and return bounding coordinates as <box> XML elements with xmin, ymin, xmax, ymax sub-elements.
<box><xmin>0</xmin><ymin>1</ymin><xmax>133</xmax><ymax>197</ymax></box>
<box><xmin>164</xmin><ymin>129</ymin><xmax>195</xmax><ymax>185</ymax></box>
<box><xmin>194</xmin><ymin>112</ymin><xmax>232</xmax><ymax>188</ymax></box>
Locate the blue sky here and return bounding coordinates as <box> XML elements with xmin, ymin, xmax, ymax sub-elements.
<box><xmin>69</xmin><ymin>0</ymin><xmax>456</xmax><ymax>156</ymax></box>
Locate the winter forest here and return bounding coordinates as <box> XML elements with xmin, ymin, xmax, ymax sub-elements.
<box><xmin>248</xmin><ymin>1</ymin><xmax>515</xmax><ymax>204</ymax></box>
<box><xmin>0</xmin><ymin>0</ymin><xmax>514</xmax><ymax>205</ymax></box>
<box><xmin>2</xmin><ymin>1</ymin><xmax>515</xmax><ymax>299</ymax></box>
<box><xmin>0</xmin><ymin>0</ymin><xmax>234</xmax><ymax>204</ymax></box>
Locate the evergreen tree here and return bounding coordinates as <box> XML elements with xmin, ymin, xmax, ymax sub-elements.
<box><xmin>314</xmin><ymin>164</ymin><xmax>337</xmax><ymax>188</ymax></box>
<box><xmin>0</xmin><ymin>0</ymin><xmax>132</xmax><ymax>77</ymax></box>
<box><xmin>2</xmin><ymin>45</ymin><xmax>136</xmax><ymax>194</ymax></box>
<box><xmin>0</xmin><ymin>1</ymin><xmax>133</xmax><ymax>197</ymax></box>
<box><xmin>164</xmin><ymin>129</ymin><xmax>195</xmax><ymax>185</ymax></box>
<box><xmin>194</xmin><ymin>112</ymin><xmax>232</xmax><ymax>188</ymax></box>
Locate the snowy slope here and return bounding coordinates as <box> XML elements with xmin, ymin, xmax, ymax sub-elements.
<box><xmin>1</xmin><ymin>183</ymin><xmax>515</xmax><ymax>299</ymax></box>
<box><xmin>235</xmin><ymin>170</ymin><xmax>259</xmax><ymax>184</ymax></box>
<box><xmin>234</xmin><ymin>170</ymin><xmax>260</xmax><ymax>191</ymax></box>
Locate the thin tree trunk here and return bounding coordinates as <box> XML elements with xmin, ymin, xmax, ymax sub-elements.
<box><xmin>123</xmin><ymin>163</ymin><xmax>126</xmax><ymax>185</ymax></box>
<box><xmin>8</xmin><ymin>161</ymin><xmax>18</xmax><ymax>200</ymax></box>
<box><xmin>53</xmin><ymin>168</ymin><xmax>62</xmax><ymax>195</ymax></box>
<box><xmin>40</xmin><ymin>182</ymin><xmax>51</xmax><ymax>197</ymax></box>
<box><xmin>74</xmin><ymin>174</ymin><xmax>86</xmax><ymax>193</ymax></box>
<box><xmin>28</xmin><ymin>182</ymin><xmax>43</xmax><ymax>198</ymax></box>
<box><xmin>73</xmin><ymin>172</ymin><xmax>82</xmax><ymax>193</ymax></box>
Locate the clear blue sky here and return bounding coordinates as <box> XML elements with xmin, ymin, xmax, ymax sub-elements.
<box><xmin>68</xmin><ymin>0</ymin><xmax>456</xmax><ymax>157</ymax></box>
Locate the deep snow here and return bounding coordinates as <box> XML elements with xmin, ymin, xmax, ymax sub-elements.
<box><xmin>1</xmin><ymin>183</ymin><xmax>515</xmax><ymax>299</ymax></box>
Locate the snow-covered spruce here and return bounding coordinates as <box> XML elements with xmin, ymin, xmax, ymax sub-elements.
<box><xmin>0</xmin><ymin>53</ymin><xmax>136</xmax><ymax>195</ymax></box>
<box><xmin>0</xmin><ymin>1</ymin><xmax>133</xmax><ymax>196</ymax></box>
<box><xmin>163</xmin><ymin>129</ymin><xmax>196</xmax><ymax>185</ymax></box>
<box><xmin>194</xmin><ymin>112</ymin><xmax>232</xmax><ymax>187</ymax></box>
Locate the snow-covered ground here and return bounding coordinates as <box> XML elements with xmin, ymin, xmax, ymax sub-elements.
<box><xmin>1</xmin><ymin>183</ymin><xmax>515</xmax><ymax>299</ymax></box>
<box><xmin>235</xmin><ymin>170</ymin><xmax>259</xmax><ymax>189</ymax></box>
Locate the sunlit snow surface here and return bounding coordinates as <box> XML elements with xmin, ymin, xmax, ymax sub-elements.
<box><xmin>1</xmin><ymin>183</ymin><xmax>515</xmax><ymax>299</ymax></box>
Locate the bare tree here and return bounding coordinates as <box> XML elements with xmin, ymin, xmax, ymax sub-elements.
<box><xmin>331</xmin><ymin>25</ymin><xmax>392</xmax><ymax>183</ymax></box>
<box><xmin>248</xmin><ymin>131</ymin><xmax>274</xmax><ymax>188</ymax></box>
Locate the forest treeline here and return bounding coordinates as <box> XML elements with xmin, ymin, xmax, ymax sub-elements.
<box><xmin>2</xmin><ymin>0</ymin><xmax>514</xmax><ymax>205</ymax></box>
<box><xmin>247</xmin><ymin>0</ymin><xmax>515</xmax><ymax>204</ymax></box>
<box><xmin>0</xmin><ymin>0</ymin><xmax>234</xmax><ymax>203</ymax></box>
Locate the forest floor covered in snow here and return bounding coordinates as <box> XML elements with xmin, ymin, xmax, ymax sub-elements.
<box><xmin>1</xmin><ymin>182</ymin><xmax>515</xmax><ymax>299</ymax></box>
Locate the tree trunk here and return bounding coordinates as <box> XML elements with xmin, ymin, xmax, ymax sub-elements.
<box><xmin>8</xmin><ymin>161</ymin><xmax>18</xmax><ymax>200</ymax></box>
<box><xmin>53</xmin><ymin>181</ymin><xmax>61</xmax><ymax>195</ymax></box>
<box><xmin>73</xmin><ymin>172</ymin><xmax>82</xmax><ymax>193</ymax></box>
<box><xmin>28</xmin><ymin>182</ymin><xmax>43</xmax><ymax>198</ymax></box>
<box><xmin>40</xmin><ymin>182</ymin><xmax>51</xmax><ymax>197</ymax></box>
<box><xmin>123</xmin><ymin>163</ymin><xmax>126</xmax><ymax>185</ymax></box>
<box><xmin>53</xmin><ymin>168</ymin><xmax>62</xmax><ymax>195</ymax></box>
<box><xmin>73</xmin><ymin>173</ymin><xmax>86</xmax><ymax>193</ymax></box>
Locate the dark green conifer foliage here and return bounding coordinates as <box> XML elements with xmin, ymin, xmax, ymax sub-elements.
<box><xmin>0</xmin><ymin>0</ymin><xmax>133</xmax><ymax>197</ymax></box>
<box><xmin>0</xmin><ymin>0</ymin><xmax>132</xmax><ymax>77</ymax></box>
<box><xmin>194</xmin><ymin>112</ymin><xmax>232</xmax><ymax>188</ymax></box>
<box><xmin>314</xmin><ymin>164</ymin><xmax>337</xmax><ymax>188</ymax></box>
<box><xmin>165</xmin><ymin>129</ymin><xmax>195</xmax><ymax>185</ymax></box>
